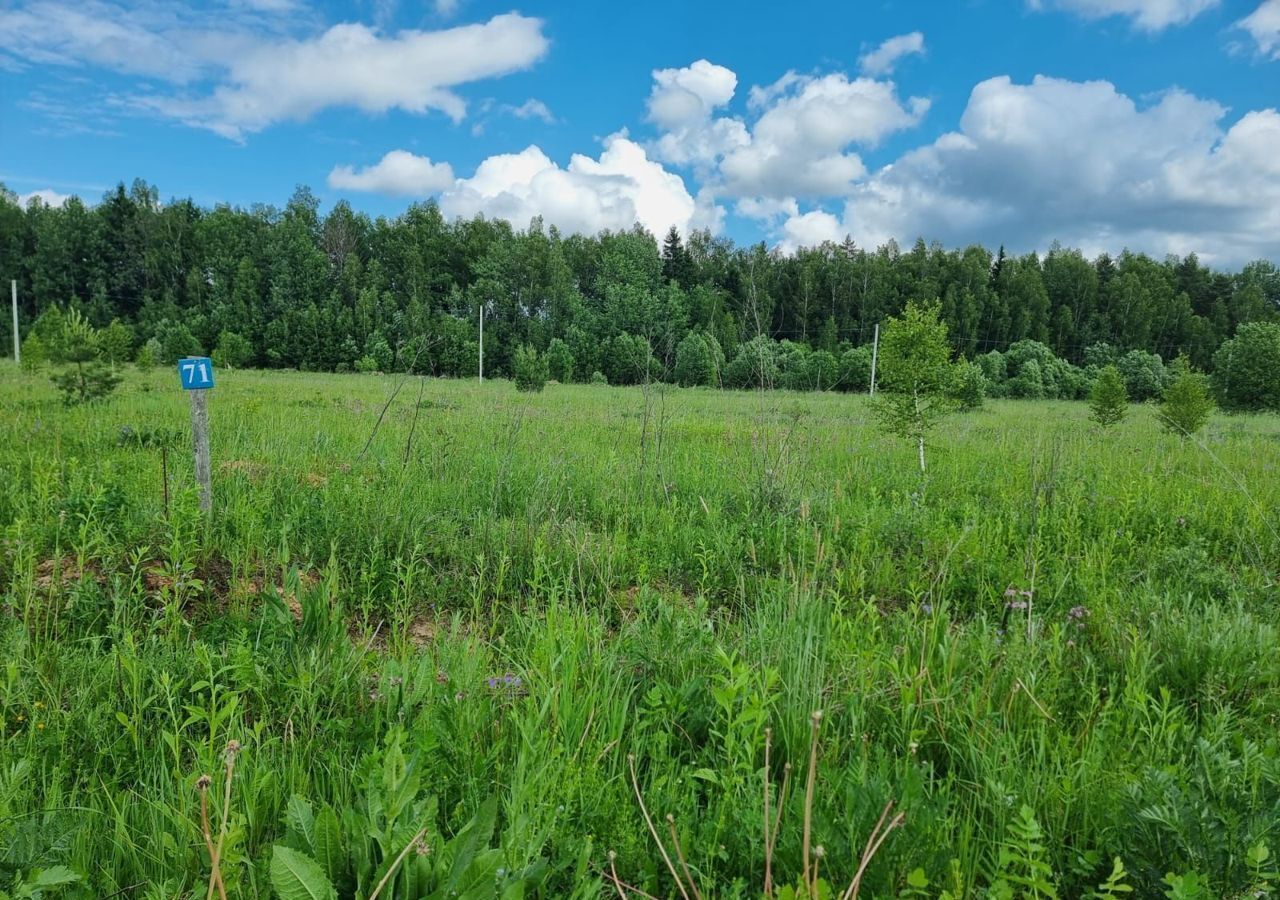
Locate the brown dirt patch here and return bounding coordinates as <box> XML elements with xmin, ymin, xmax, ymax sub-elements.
<box><xmin>34</xmin><ymin>557</ymin><xmax>105</xmax><ymax>591</ymax></box>
<box><xmin>219</xmin><ymin>459</ymin><xmax>270</xmax><ymax>480</ymax></box>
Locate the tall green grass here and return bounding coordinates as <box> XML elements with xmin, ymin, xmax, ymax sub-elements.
<box><xmin>0</xmin><ymin>361</ymin><xmax>1277</xmax><ymax>898</ymax></box>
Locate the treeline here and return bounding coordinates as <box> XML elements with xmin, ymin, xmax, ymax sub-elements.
<box><xmin>3</xmin><ymin>179</ymin><xmax>1279</xmax><ymax>390</ymax></box>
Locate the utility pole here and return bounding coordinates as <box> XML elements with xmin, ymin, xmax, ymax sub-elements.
<box><xmin>10</xmin><ymin>281</ymin><xmax>18</xmax><ymax>365</ymax></box>
<box><xmin>478</xmin><ymin>304</ymin><xmax>484</xmax><ymax>382</ymax></box>
<box><xmin>869</xmin><ymin>322</ymin><xmax>879</xmax><ymax>396</ymax></box>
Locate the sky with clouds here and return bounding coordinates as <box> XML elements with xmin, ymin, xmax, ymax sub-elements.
<box><xmin>1</xmin><ymin>0</ymin><xmax>1277</xmax><ymax>265</ymax></box>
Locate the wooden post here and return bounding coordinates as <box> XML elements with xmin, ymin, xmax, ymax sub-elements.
<box><xmin>869</xmin><ymin>323</ymin><xmax>879</xmax><ymax>397</ymax></box>
<box><xmin>10</xmin><ymin>280</ymin><xmax>18</xmax><ymax>365</ymax></box>
<box><xmin>190</xmin><ymin>388</ymin><xmax>211</xmax><ymax>513</ymax></box>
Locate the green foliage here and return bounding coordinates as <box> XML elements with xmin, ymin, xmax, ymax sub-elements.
<box><xmin>1117</xmin><ymin>350</ymin><xmax>1168</xmax><ymax>402</ymax></box>
<box><xmin>1212</xmin><ymin>322</ymin><xmax>1280</xmax><ymax>411</ymax></box>
<box><xmin>134</xmin><ymin>338</ymin><xmax>159</xmax><ymax>371</ymax></box>
<box><xmin>603</xmin><ymin>333</ymin><xmax>656</xmax><ymax>386</ymax></box>
<box><xmin>513</xmin><ymin>344</ymin><xmax>548</xmax><ymax>393</ymax></box>
<box><xmin>589</xmin><ymin>369</ymin><xmax>607</xmax><ymax>385</ymax></box>
<box><xmin>724</xmin><ymin>335</ymin><xmax>780</xmax><ymax>389</ymax></box>
<box><xmin>1087</xmin><ymin>858</ymin><xmax>1133</xmax><ymax>898</ymax></box>
<box><xmin>18</xmin><ymin>333</ymin><xmax>47</xmax><ymax>373</ymax></box>
<box><xmin>674</xmin><ymin>331</ymin><xmax>722</xmax><ymax>387</ymax></box>
<box><xmin>97</xmin><ymin>319</ymin><xmax>134</xmax><ymax>366</ymax></box>
<box><xmin>1158</xmin><ymin>360</ymin><xmax>1214</xmax><ymax>437</ymax></box>
<box><xmin>0</xmin><ymin>866</ymin><xmax>81</xmax><ymax>899</ymax></box>
<box><xmin>545</xmin><ymin>337</ymin><xmax>574</xmax><ymax>383</ymax></box>
<box><xmin>871</xmin><ymin>301</ymin><xmax>955</xmax><ymax>471</ymax></box>
<box><xmin>1089</xmin><ymin>365</ymin><xmax>1128</xmax><ymax>427</ymax></box>
<box><xmin>950</xmin><ymin>359</ymin><xmax>987</xmax><ymax>410</ymax></box>
<box><xmin>30</xmin><ymin>306</ymin><xmax>68</xmax><ymax>362</ymax></box>
<box><xmin>2</xmin><ymin>368</ymin><xmax>1280</xmax><ymax>898</ymax></box>
<box><xmin>1161</xmin><ymin>870</ymin><xmax>1209</xmax><ymax>899</ymax></box>
<box><xmin>48</xmin><ymin>310</ymin><xmax>121</xmax><ymax>405</ymax></box>
<box><xmin>153</xmin><ymin>319</ymin><xmax>203</xmax><ymax>364</ymax></box>
<box><xmin>989</xmin><ymin>806</ymin><xmax>1058</xmax><ymax>899</ymax></box>
<box><xmin>270</xmin><ymin>845</ymin><xmax>336</xmax><ymax>900</ymax></box>
<box><xmin>0</xmin><ymin>183</ymin><xmax>1274</xmax><ymax>395</ymax></box>
<box><xmin>838</xmin><ymin>344</ymin><xmax>873</xmax><ymax>392</ymax></box>
<box><xmin>212</xmin><ymin>330</ymin><xmax>253</xmax><ymax>369</ymax></box>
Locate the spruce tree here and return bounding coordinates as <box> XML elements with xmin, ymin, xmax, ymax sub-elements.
<box><xmin>1159</xmin><ymin>358</ymin><xmax>1214</xmax><ymax>437</ymax></box>
<box><xmin>1089</xmin><ymin>365</ymin><xmax>1127</xmax><ymax>427</ymax></box>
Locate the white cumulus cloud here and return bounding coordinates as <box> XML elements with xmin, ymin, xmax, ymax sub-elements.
<box><xmin>1237</xmin><ymin>0</ymin><xmax>1280</xmax><ymax>58</ymax></box>
<box><xmin>858</xmin><ymin>32</ymin><xmax>925</xmax><ymax>76</ymax></box>
<box><xmin>1031</xmin><ymin>0</ymin><xmax>1219</xmax><ymax>30</ymax></box>
<box><xmin>780</xmin><ymin>75</ymin><xmax>1280</xmax><ymax>264</ymax></box>
<box><xmin>439</xmin><ymin>136</ymin><xmax>711</xmax><ymax>238</ymax></box>
<box><xmin>720</xmin><ymin>73</ymin><xmax>929</xmax><ymax>201</ymax></box>
<box><xmin>647</xmin><ymin>59</ymin><xmax>738</xmax><ymax>128</ymax></box>
<box><xmin>141</xmin><ymin>14</ymin><xmax>549</xmax><ymax>139</ymax></box>
<box><xmin>328</xmin><ymin>150</ymin><xmax>455</xmax><ymax>196</ymax></box>
<box><xmin>646</xmin><ymin>62</ymin><xmax>929</xmax><ymax>205</ymax></box>
<box><xmin>0</xmin><ymin>3</ymin><xmax>550</xmax><ymax>140</ymax></box>
<box><xmin>18</xmin><ymin>189</ymin><xmax>74</xmax><ymax>207</ymax></box>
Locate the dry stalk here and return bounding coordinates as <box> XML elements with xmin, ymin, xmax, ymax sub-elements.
<box><xmin>801</xmin><ymin>710</ymin><xmax>822</xmax><ymax>896</ymax></box>
<box><xmin>206</xmin><ymin>741</ymin><xmax>239</xmax><ymax>900</ymax></box>
<box><xmin>841</xmin><ymin>800</ymin><xmax>906</xmax><ymax>900</ymax></box>
<box><xmin>628</xmin><ymin>754</ymin><xmax>691</xmax><ymax>900</ymax></box>
<box><xmin>667</xmin><ymin>815</ymin><xmax>702</xmax><ymax>900</ymax></box>
<box><xmin>763</xmin><ymin>728</ymin><xmax>773</xmax><ymax>897</ymax></box>
<box><xmin>196</xmin><ymin>775</ymin><xmax>226</xmax><ymax>900</ymax></box>
<box><xmin>368</xmin><ymin>823</ymin><xmax>430</xmax><ymax>900</ymax></box>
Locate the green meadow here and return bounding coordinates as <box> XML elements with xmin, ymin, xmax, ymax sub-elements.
<box><xmin>1</xmin><ymin>362</ymin><xmax>1278</xmax><ymax>898</ymax></box>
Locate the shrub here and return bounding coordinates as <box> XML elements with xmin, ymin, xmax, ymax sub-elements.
<box><xmin>367</xmin><ymin>335</ymin><xmax>395</xmax><ymax>374</ymax></box>
<box><xmin>838</xmin><ymin>345</ymin><xmax>873</xmax><ymax>392</ymax></box>
<box><xmin>154</xmin><ymin>320</ymin><xmax>203</xmax><ymax>364</ymax></box>
<box><xmin>98</xmin><ymin>319</ymin><xmax>135</xmax><ymax>366</ymax></box>
<box><xmin>19</xmin><ymin>332</ymin><xmax>48</xmax><ymax>373</ymax></box>
<box><xmin>977</xmin><ymin>350</ymin><xmax>1007</xmax><ymax>396</ymax></box>
<box><xmin>212</xmin><ymin>330</ymin><xmax>254</xmax><ymax>369</ymax></box>
<box><xmin>1159</xmin><ymin>359</ymin><xmax>1214</xmax><ymax>437</ymax></box>
<box><xmin>603</xmin><ymin>333</ymin><xmax>657</xmax><ymax>385</ymax></box>
<box><xmin>1007</xmin><ymin>359</ymin><xmax>1045</xmax><ymax>399</ymax></box>
<box><xmin>50</xmin><ymin>310</ymin><xmax>121</xmax><ymax>405</ymax></box>
<box><xmin>1089</xmin><ymin>365</ymin><xmax>1128</xmax><ymax>427</ymax></box>
<box><xmin>135</xmin><ymin>338</ymin><xmax>160</xmax><ymax>372</ymax></box>
<box><xmin>545</xmin><ymin>338</ymin><xmax>575</xmax><ymax>383</ymax></box>
<box><xmin>950</xmin><ymin>359</ymin><xmax>987</xmax><ymax>410</ymax></box>
<box><xmin>513</xmin><ymin>344</ymin><xmax>548</xmax><ymax>392</ymax></box>
<box><xmin>589</xmin><ymin>370</ymin><xmax>607</xmax><ymax>385</ymax></box>
<box><xmin>1117</xmin><ymin>349</ymin><xmax>1168</xmax><ymax>402</ymax></box>
<box><xmin>724</xmin><ymin>335</ymin><xmax>780</xmax><ymax>390</ymax></box>
<box><xmin>1212</xmin><ymin>322</ymin><xmax>1280</xmax><ymax>412</ymax></box>
<box><xmin>354</xmin><ymin>355</ymin><xmax>379</xmax><ymax>374</ymax></box>
<box><xmin>674</xmin><ymin>331</ymin><xmax>718</xmax><ymax>387</ymax></box>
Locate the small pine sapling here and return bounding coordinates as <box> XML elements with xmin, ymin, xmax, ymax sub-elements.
<box><xmin>1088</xmin><ymin>365</ymin><xmax>1127</xmax><ymax>428</ymax></box>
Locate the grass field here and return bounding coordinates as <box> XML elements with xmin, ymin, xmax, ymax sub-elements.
<box><xmin>1</xmin><ymin>361</ymin><xmax>1278</xmax><ymax>898</ymax></box>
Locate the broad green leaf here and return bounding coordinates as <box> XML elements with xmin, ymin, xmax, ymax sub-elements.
<box><xmin>285</xmin><ymin>795</ymin><xmax>316</xmax><ymax>853</ymax></box>
<box><xmin>313</xmin><ymin>804</ymin><xmax>346</xmax><ymax>883</ymax></box>
<box><xmin>32</xmin><ymin>867</ymin><xmax>79</xmax><ymax>888</ymax></box>
<box><xmin>269</xmin><ymin>845</ymin><xmax>337</xmax><ymax>900</ymax></box>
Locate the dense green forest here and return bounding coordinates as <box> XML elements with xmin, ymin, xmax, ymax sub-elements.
<box><xmin>4</xmin><ymin>179</ymin><xmax>1279</xmax><ymax>397</ymax></box>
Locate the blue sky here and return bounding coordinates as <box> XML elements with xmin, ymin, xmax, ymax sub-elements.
<box><xmin>1</xmin><ymin>0</ymin><xmax>1278</xmax><ymax>264</ymax></box>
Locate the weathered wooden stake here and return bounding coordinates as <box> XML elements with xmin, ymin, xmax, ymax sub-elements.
<box><xmin>190</xmin><ymin>388</ymin><xmax>211</xmax><ymax>513</ymax></box>
<box><xmin>161</xmin><ymin>444</ymin><xmax>170</xmax><ymax>516</ymax></box>
<box><xmin>869</xmin><ymin>322</ymin><xmax>880</xmax><ymax>397</ymax></box>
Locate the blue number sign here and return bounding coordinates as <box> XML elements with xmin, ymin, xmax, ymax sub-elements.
<box><xmin>178</xmin><ymin>356</ymin><xmax>215</xmax><ymax>390</ymax></box>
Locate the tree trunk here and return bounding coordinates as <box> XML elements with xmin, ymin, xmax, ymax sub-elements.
<box><xmin>917</xmin><ymin>435</ymin><xmax>926</xmax><ymax>473</ymax></box>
